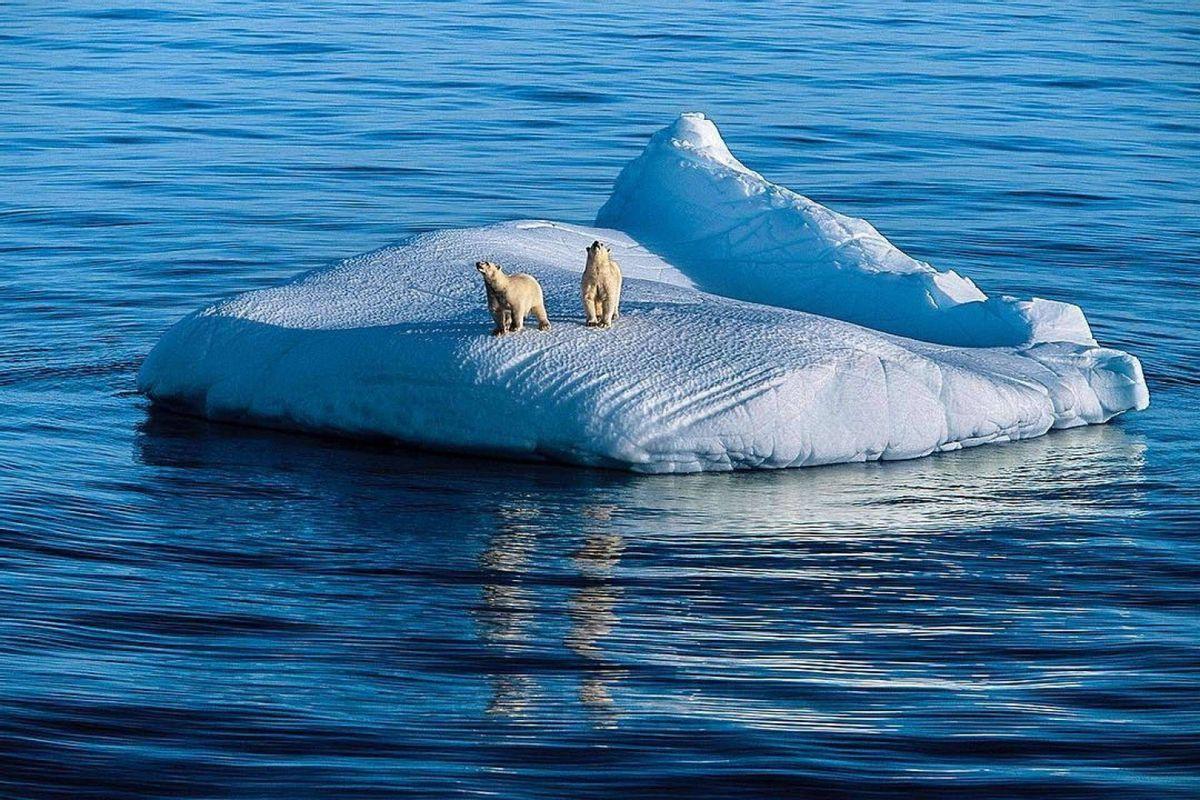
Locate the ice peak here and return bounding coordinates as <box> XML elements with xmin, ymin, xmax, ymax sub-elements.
<box><xmin>598</xmin><ymin>114</ymin><xmax>1098</xmax><ymax>349</ymax></box>
<box><xmin>655</xmin><ymin>113</ymin><xmax>743</xmax><ymax>170</ymax></box>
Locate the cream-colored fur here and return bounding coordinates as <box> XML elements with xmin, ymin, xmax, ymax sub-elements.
<box><xmin>475</xmin><ymin>261</ymin><xmax>551</xmax><ymax>335</ymax></box>
<box><xmin>581</xmin><ymin>240</ymin><xmax>622</xmax><ymax>327</ymax></box>
<box><xmin>483</xmin><ymin>277</ymin><xmax>511</xmax><ymax>334</ymax></box>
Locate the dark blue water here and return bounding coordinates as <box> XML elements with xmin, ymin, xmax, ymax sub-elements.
<box><xmin>2</xmin><ymin>2</ymin><xmax>1198</xmax><ymax>797</ymax></box>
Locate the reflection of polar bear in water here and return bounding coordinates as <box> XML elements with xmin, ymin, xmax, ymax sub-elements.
<box><xmin>475</xmin><ymin>261</ymin><xmax>551</xmax><ymax>335</ymax></box>
<box><xmin>581</xmin><ymin>241</ymin><xmax>622</xmax><ymax>328</ymax></box>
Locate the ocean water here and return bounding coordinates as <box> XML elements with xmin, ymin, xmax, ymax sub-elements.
<box><xmin>2</xmin><ymin>1</ymin><xmax>1198</xmax><ymax>797</ymax></box>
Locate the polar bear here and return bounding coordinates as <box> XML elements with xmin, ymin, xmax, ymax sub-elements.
<box><xmin>581</xmin><ymin>240</ymin><xmax>622</xmax><ymax>328</ymax></box>
<box><xmin>475</xmin><ymin>261</ymin><xmax>551</xmax><ymax>335</ymax></box>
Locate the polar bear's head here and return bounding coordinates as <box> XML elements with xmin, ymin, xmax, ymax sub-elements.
<box><xmin>475</xmin><ymin>260</ymin><xmax>503</xmax><ymax>281</ymax></box>
<box><xmin>586</xmin><ymin>240</ymin><xmax>611</xmax><ymax>265</ymax></box>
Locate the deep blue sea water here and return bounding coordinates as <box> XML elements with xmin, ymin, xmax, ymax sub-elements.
<box><xmin>2</xmin><ymin>2</ymin><xmax>1198</xmax><ymax>797</ymax></box>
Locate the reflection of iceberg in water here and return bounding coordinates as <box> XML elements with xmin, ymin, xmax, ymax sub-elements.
<box><xmin>136</xmin><ymin>406</ymin><xmax>1146</xmax><ymax>541</ymax></box>
<box><xmin>134</xmin><ymin>410</ymin><xmax>1147</xmax><ymax>733</ymax></box>
<box><xmin>593</xmin><ymin>427</ymin><xmax>1149</xmax><ymax>734</ymax></box>
<box><xmin>616</xmin><ymin>425</ymin><xmax>1148</xmax><ymax>538</ymax></box>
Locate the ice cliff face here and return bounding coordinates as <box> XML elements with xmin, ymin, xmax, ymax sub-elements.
<box><xmin>138</xmin><ymin>117</ymin><xmax>1147</xmax><ymax>473</ymax></box>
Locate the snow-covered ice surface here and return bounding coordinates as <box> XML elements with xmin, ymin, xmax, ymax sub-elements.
<box><xmin>139</xmin><ymin>117</ymin><xmax>1149</xmax><ymax>473</ymax></box>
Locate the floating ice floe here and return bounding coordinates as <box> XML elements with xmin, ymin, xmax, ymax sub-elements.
<box><xmin>138</xmin><ymin>115</ymin><xmax>1148</xmax><ymax>473</ymax></box>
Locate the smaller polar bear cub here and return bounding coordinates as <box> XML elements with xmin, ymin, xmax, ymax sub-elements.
<box><xmin>475</xmin><ymin>261</ymin><xmax>551</xmax><ymax>335</ymax></box>
<box><xmin>582</xmin><ymin>240</ymin><xmax>622</xmax><ymax>328</ymax></box>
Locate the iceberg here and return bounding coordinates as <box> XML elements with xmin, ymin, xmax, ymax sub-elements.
<box><xmin>138</xmin><ymin>116</ymin><xmax>1148</xmax><ymax>473</ymax></box>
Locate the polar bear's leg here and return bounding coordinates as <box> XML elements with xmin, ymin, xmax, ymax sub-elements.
<box><xmin>581</xmin><ymin>279</ymin><xmax>595</xmax><ymax>326</ymax></box>
<box><xmin>510</xmin><ymin>302</ymin><xmax>528</xmax><ymax>333</ymax></box>
<box><xmin>491</xmin><ymin>305</ymin><xmax>509</xmax><ymax>336</ymax></box>
<box><xmin>534</xmin><ymin>303</ymin><xmax>551</xmax><ymax>331</ymax></box>
<box><xmin>601</xmin><ymin>286</ymin><xmax>620</xmax><ymax>327</ymax></box>
<box><xmin>583</xmin><ymin>288</ymin><xmax>600</xmax><ymax>327</ymax></box>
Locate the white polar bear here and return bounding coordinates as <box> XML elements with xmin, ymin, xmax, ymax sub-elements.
<box><xmin>581</xmin><ymin>240</ymin><xmax>622</xmax><ymax>328</ymax></box>
<box><xmin>475</xmin><ymin>261</ymin><xmax>551</xmax><ymax>335</ymax></box>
